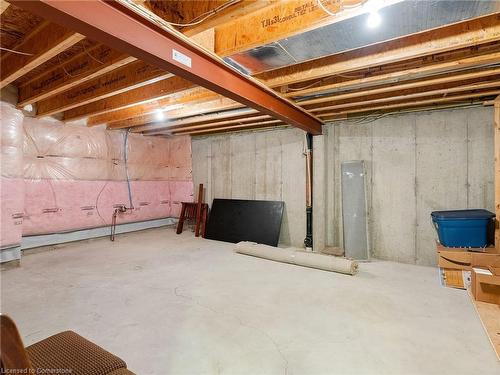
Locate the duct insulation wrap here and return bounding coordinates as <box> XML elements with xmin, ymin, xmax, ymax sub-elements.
<box><xmin>1</xmin><ymin>103</ymin><xmax>25</xmax><ymax>248</ymax></box>
<box><xmin>235</xmin><ymin>241</ymin><xmax>358</xmax><ymax>275</ymax></box>
<box><xmin>0</xmin><ymin>101</ymin><xmax>193</xmax><ymax>246</ymax></box>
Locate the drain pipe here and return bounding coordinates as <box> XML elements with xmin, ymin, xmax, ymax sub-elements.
<box><xmin>304</xmin><ymin>133</ymin><xmax>313</xmax><ymax>250</ymax></box>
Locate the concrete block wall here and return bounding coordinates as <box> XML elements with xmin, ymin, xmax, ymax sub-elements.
<box><xmin>321</xmin><ymin>106</ymin><xmax>495</xmax><ymax>266</ymax></box>
<box><xmin>192</xmin><ymin>127</ymin><xmax>307</xmax><ymax>248</ymax></box>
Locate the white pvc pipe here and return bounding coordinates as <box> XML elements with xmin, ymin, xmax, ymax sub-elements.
<box><xmin>235</xmin><ymin>242</ymin><xmax>358</xmax><ymax>275</ymax></box>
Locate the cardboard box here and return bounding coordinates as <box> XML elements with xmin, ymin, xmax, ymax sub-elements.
<box><xmin>437</xmin><ymin>242</ymin><xmax>500</xmax><ymax>271</ymax></box>
<box><xmin>472</xmin><ymin>268</ymin><xmax>500</xmax><ymax>304</ymax></box>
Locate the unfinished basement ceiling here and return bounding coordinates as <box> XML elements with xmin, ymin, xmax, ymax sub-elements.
<box><xmin>226</xmin><ymin>0</ymin><xmax>500</xmax><ymax>74</ymax></box>
<box><xmin>2</xmin><ymin>0</ymin><xmax>499</xmax><ymax>136</ymax></box>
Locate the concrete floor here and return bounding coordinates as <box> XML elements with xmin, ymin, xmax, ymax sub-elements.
<box><xmin>1</xmin><ymin>227</ymin><xmax>499</xmax><ymax>375</ymax></box>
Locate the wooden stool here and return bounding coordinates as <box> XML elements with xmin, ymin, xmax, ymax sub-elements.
<box><xmin>176</xmin><ymin>202</ymin><xmax>208</xmax><ymax>237</ymax></box>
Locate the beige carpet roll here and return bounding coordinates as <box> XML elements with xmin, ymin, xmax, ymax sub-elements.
<box><xmin>235</xmin><ymin>242</ymin><xmax>358</xmax><ymax>275</ymax></box>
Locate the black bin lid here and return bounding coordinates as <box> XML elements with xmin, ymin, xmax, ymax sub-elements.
<box><xmin>431</xmin><ymin>209</ymin><xmax>495</xmax><ymax>220</ymax></box>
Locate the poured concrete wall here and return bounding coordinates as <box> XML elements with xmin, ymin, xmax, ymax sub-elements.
<box><xmin>192</xmin><ymin>127</ymin><xmax>307</xmax><ymax>247</ymax></box>
<box><xmin>320</xmin><ymin>106</ymin><xmax>495</xmax><ymax>266</ymax></box>
<box><xmin>191</xmin><ymin>106</ymin><xmax>494</xmax><ymax>265</ymax></box>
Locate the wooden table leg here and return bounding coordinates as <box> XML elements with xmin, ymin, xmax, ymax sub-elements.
<box><xmin>176</xmin><ymin>202</ymin><xmax>187</xmax><ymax>234</ymax></box>
<box><xmin>195</xmin><ymin>184</ymin><xmax>203</xmax><ymax>237</ymax></box>
<box><xmin>201</xmin><ymin>204</ymin><xmax>208</xmax><ymax>238</ymax></box>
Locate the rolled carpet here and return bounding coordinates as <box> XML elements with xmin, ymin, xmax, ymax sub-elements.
<box><xmin>235</xmin><ymin>241</ymin><xmax>358</xmax><ymax>275</ymax></box>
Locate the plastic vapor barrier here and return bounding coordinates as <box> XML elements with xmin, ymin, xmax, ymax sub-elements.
<box><xmin>1</xmin><ymin>103</ymin><xmax>25</xmax><ymax>248</ymax></box>
<box><xmin>0</xmin><ymin>102</ymin><xmax>193</xmax><ymax>248</ymax></box>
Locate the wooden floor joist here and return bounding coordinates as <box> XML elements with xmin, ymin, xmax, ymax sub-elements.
<box><xmin>88</xmin><ymin>48</ymin><xmax>500</xmax><ymax>129</ymax></box>
<box><xmin>13</xmin><ymin>0</ymin><xmax>322</xmax><ymax>134</ymax></box>
<box><xmin>0</xmin><ymin>0</ymin><xmax>10</xmax><ymax>15</ymax></box>
<box><xmin>17</xmin><ymin>45</ymin><xmax>135</xmax><ymax>107</ymax></box>
<box><xmin>149</xmin><ymin>113</ymin><xmax>272</xmax><ymax>134</ymax></box>
<box><xmin>298</xmin><ymin>68</ymin><xmax>500</xmax><ymax>107</ymax></box>
<box><xmin>107</xmin><ymin>97</ymin><xmax>242</xmax><ymax>129</ymax></box>
<box><xmin>319</xmin><ymin>90</ymin><xmax>500</xmax><ymax>119</ymax></box>
<box><xmin>63</xmin><ymin>76</ymin><xmax>196</xmax><ymax>121</ymax></box>
<box><xmin>36</xmin><ymin>60</ymin><xmax>172</xmax><ymax>116</ymax></box>
<box><xmin>175</xmin><ymin>121</ymin><xmax>287</xmax><ymax>136</ymax></box>
<box><xmin>0</xmin><ymin>21</ymin><xmax>84</xmax><ymax>89</ymax></box>
<box><xmin>135</xmin><ymin>108</ymin><xmax>260</xmax><ymax>133</ymax></box>
<box><xmin>213</xmin><ymin>0</ymin><xmax>396</xmax><ymax>56</ymax></box>
<box><xmin>173</xmin><ymin>119</ymin><xmax>284</xmax><ymax>135</ymax></box>
<box><xmin>306</xmin><ymin>80</ymin><xmax>500</xmax><ymax>113</ymax></box>
<box><xmin>284</xmin><ymin>48</ymin><xmax>500</xmax><ymax>98</ymax></box>
<box><xmin>258</xmin><ymin>13</ymin><xmax>500</xmax><ymax>88</ymax></box>
<box><xmin>170</xmin><ymin>0</ymin><xmax>276</xmax><ymax>38</ymax></box>
<box><xmin>17</xmin><ymin>4</ymin><xmax>217</xmax><ymax>109</ymax></box>
<box><xmin>87</xmin><ymin>87</ymin><xmax>218</xmax><ymax>126</ymax></box>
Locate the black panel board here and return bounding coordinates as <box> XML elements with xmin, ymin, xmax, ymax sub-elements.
<box><xmin>205</xmin><ymin>198</ymin><xmax>284</xmax><ymax>247</ymax></box>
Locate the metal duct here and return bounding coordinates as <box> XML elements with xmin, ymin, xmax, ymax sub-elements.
<box><xmin>225</xmin><ymin>0</ymin><xmax>500</xmax><ymax>74</ymax></box>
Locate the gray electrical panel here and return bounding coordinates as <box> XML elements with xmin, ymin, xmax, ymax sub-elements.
<box><xmin>341</xmin><ymin>161</ymin><xmax>369</xmax><ymax>260</ymax></box>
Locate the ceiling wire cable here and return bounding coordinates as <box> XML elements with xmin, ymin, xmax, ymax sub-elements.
<box><xmin>124</xmin><ymin>129</ymin><xmax>134</xmax><ymax>210</ymax></box>
<box><xmin>138</xmin><ymin>0</ymin><xmax>241</xmax><ymax>28</ymax></box>
<box><xmin>286</xmin><ymin>73</ymin><xmax>363</xmax><ymax>93</ymax></box>
<box><xmin>334</xmin><ymin>101</ymin><xmax>487</xmax><ymax>126</ymax></box>
<box><xmin>82</xmin><ymin>42</ymin><xmax>104</xmax><ymax>65</ymax></box>
<box><xmin>0</xmin><ymin>46</ymin><xmax>34</xmax><ymax>56</ymax></box>
<box><xmin>0</xmin><ymin>27</ymin><xmax>24</xmax><ymax>39</ymax></box>
<box><xmin>164</xmin><ymin>0</ymin><xmax>240</xmax><ymax>27</ymax></box>
<box><xmin>57</xmin><ymin>53</ymin><xmax>82</xmax><ymax>78</ymax></box>
<box><xmin>317</xmin><ymin>0</ymin><xmax>368</xmax><ymax>17</ymax></box>
<box><xmin>288</xmin><ymin>59</ymin><xmax>500</xmax><ymax>95</ymax></box>
<box><xmin>294</xmin><ymin>63</ymin><xmax>500</xmax><ymax>101</ymax></box>
<box><xmin>95</xmin><ymin>181</ymin><xmax>110</xmax><ymax>225</ymax></box>
<box><xmin>286</xmin><ymin>80</ymin><xmax>324</xmax><ymax>91</ymax></box>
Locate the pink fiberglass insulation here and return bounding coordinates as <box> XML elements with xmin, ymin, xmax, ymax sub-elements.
<box><xmin>0</xmin><ymin>110</ymin><xmax>193</xmax><ymax>242</ymax></box>
<box><xmin>22</xmin><ymin>180</ymin><xmax>193</xmax><ymax>235</ymax></box>
<box><xmin>1</xmin><ymin>177</ymin><xmax>25</xmax><ymax>247</ymax></box>
<box><xmin>1</xmin><ymin>103</ymin><xmax>25</xmax><ymax>248</ymax></box>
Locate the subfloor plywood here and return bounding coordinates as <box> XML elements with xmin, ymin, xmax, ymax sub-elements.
<box><xmin>2</xmin><ymin>228</ymin><xmax>499</xmax><ymax>375</ymax></box>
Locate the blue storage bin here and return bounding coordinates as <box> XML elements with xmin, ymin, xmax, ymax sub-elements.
<box><xmin>431</xmin><ymin>209</ymin><xmax>495</xmax><ymax>248</ymax></box>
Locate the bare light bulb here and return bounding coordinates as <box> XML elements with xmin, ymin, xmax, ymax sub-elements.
<box><xmin>154</xmin><ymin>109</ymin><xmax>165</xmax><ymax>121</ymax></box>
<box><xmin>366</xmin><ymin>11</ymin><xmax>381</xmax><ymax>28</ymax></box>
<box><xmin>23</xmin><ymin>104</ymin><xmax>34</xmax><ymax>112</ymax></box>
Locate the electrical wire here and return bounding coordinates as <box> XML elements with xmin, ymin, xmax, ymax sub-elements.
<box><xmin>0</xmin><ymin>46</ymin><xmax>34</xmax><ymax>56</ymax></box>
<box><xmin>57</xmin><ymin>53</ymin><xmax>80</xmax><ymax>78</ymax></box>
<box><xmin>0</xmin><ymin>27</ymin><xmax>24</xmax><ymax>39</ymax></box>
<box><xmin>286</xmin><ymin>71</ymin><xmax>363</xmax><ymax>93</ymax></box>
<box><xmin>82</xmin><ymin>42</ymin><xmax>104</xmax><ymax>65</ymax></box>
<box><xmin>287</xmin><ymin>80</ymin><xmax>324</xmax><ymax>92</ymax></box>
<box><xmin>161</xmin><ymin>0</ymin><xmax>241</xmax><ymax>27</ymax></box>
<box><xmin>317</xmin><ymin>0</ymin><xmax>368</xmax><ymax>17</ymax></box>
<box><xmin>95</xmin><ymin>181</ymin><xmax>109</xmax><ymax>225</ymax></box>
<box><xmin>124</xmin><ymin>129</ymin><xmax>134</xmax><ymax>209</ymax></box>
<box><xmin>334</xmin><ymin>101</ymin><xmax>487</xmax><ymax>126</ymax></box>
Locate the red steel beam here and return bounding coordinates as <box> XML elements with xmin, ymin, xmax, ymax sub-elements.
<box><xmin>12</xmin><ymin>0</ymin><xmax>323</xmax><ymax>135</ymax></box>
